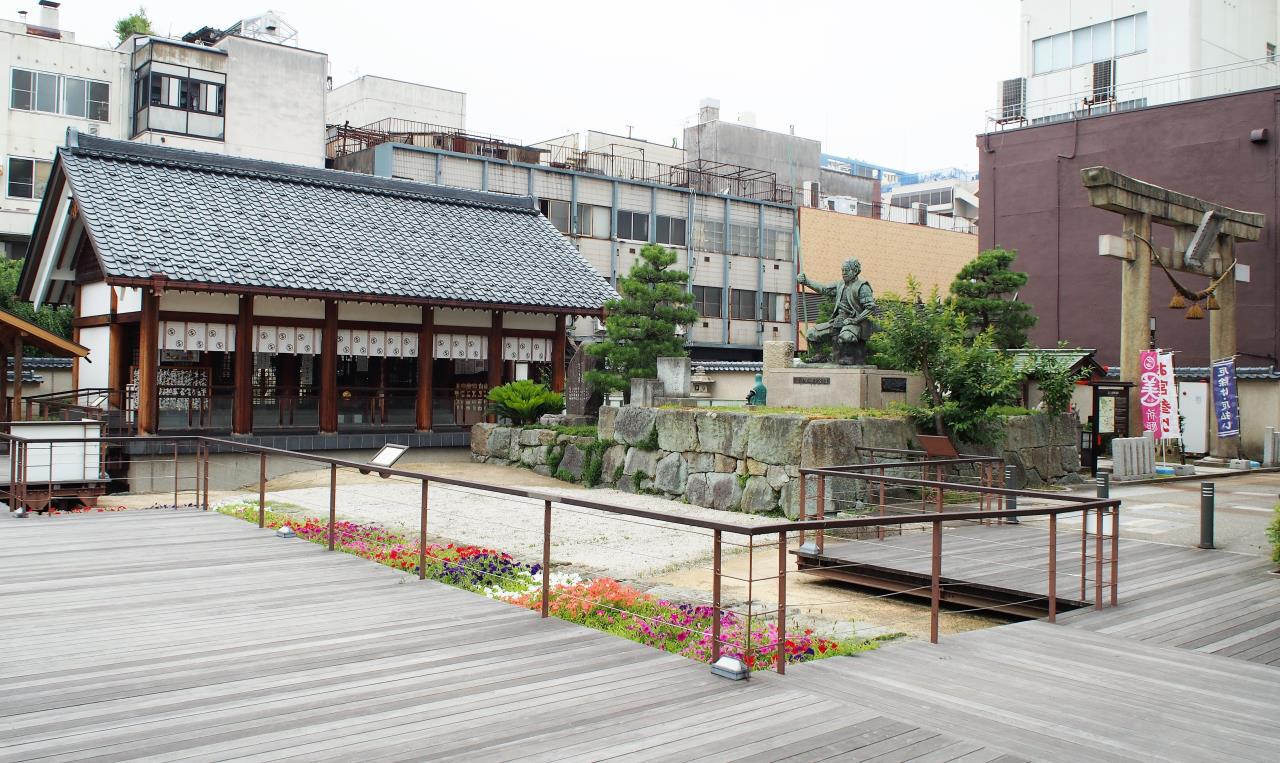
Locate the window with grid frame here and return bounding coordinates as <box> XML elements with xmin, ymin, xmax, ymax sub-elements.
<box><xmin>656</xmin><ymin>215</ymin><xmax>687</xmax><ymax>246</ymax></box>
<box><xmin>693</xmin><ymin>219</ymin><xmax>725</xmax><ymax>252</ymax></box>
<box><xmin>577</xmin><ymin>204</ymin><xmax>611</xmax><ymax>239</ymax></box>
<box><xmin>730</xmin><ymin>288</ymin><xmax>758</xmax><ymax>320</ymax></box>
<box><xmin>692</xmin><ymin>285</ymin><xmax>723</xmax><ymax>318</ymax></box>
<box><xmin>7</xmin><ymin>157</ymin><xmax>52</xmax><ymax>199</ymax></box>
<box><xmin>616</xmin><ymin>210</ymin><xmax>649</xmax><ymax>241</ymax></box>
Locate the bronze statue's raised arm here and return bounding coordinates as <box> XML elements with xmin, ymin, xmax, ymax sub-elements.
<box><xmin>797</xmin><ymin>272</ymin><xmax>837</xmax><ymax>296</ymax></box>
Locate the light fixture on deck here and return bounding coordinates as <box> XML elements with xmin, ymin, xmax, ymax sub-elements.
<box><xmin>358</xmin><ymin>444</ymin><xmax>410</xmax><ymax>477</ymax></box>
<box><xmin>275</xmin><ymin>525</ymin><xmax>296</xmax><ymax>538</ymax></box>
<box><xmin>710</xmin><ymin>655</ymin><xmax>749</xmax><ymax>680</ymax></box>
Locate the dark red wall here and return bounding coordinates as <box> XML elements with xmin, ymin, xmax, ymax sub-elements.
<box><xmin>978</xmin><ymin>88</ymin><xmax>1279</xmax><ymax>368</ymax></box>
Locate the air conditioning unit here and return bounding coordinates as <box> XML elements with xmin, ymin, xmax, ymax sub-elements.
<box><xmin>1091</xmin><ymin>60</ymin><xmax>1115</xmax><ymax>104</ymax></box>
<box><xmin>997</xmin><ymin>77</ymin><xmax>1026</xmax><ymax>123</ymax></box>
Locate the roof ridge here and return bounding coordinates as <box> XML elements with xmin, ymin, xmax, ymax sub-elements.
<box><xmin>63</xmin><ymin>133</ymin><xmax>538</xmax><ymax>214</ymax></box>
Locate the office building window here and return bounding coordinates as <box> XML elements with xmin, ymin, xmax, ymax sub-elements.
<box><xmin>7</xmin><ymin>157</ymin><xmax>52</xmax><ymax>199</ymax></box>
<box><xmin>148</xmin><ymin>72</ymin><xmax>223</xmax><ymax>114</ymax></box>
<box><xmin>693</xmin><ymin>220</ymin><xmax>725</xmax><ymax>252</ymax></box>
<box><xmin>1032</xmin><ymin>32</ymin><xmax>1070</xmax><ymax>74</ymax></box>
<box><xmin>727</xmin><ymin>224</ymin><xmax>759</xmax><ymax>256</ymax></box>
<box><xmin>538</xmin><ymin>199</ymin><xmax>571</xmax><ymax>233</ymax></box>
<box><xmin>656</xmin><ymin>215</ymin><xmax>687</xmax><ymax>246</ymax></box>
<box><xmin>764</xmin><ymin>228</ymin><xmax>793</xmax><ymax>260</ymax></box>
<box><xmin>761</xmin><ymin>292</ymin><xmax>789</xmax><ymax>323</ymax></box>
<box><xmin>892</xmin><ymin>188</ymin><xmax>954</xmax><ymax>208</ymax></box>
<box><xmin>11</xmin><ymin>69</ymin><xmax>78</xmax><ymax>115</ymax></box>
<box><xmin>1036</xmin><ymin>12</ymin><xmax>1146</xmax><ymax>74</ymax></box>
<box><xmin>616</xmin><ymin>210</ymin><xmax>649</xmax><ymax>241</ymax></box>
<box><xmin>578</xmin><ymin>204</ymin><xmax>611</xmax><ymax>238</ymax></box>
<box><xmin>693</xmin><ymin>285</ymin><xmax>722</xmax><ymax>318</ymax></box>
<box><xmin>731</xmin><ymin>289</ymin><xmax>757</xmax><ymax>320</ymax></box>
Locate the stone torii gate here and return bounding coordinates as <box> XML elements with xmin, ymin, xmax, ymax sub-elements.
<box><xmin>1081</xmin><ymin>166</ymin><xmax>1264</xmax><ymax>459</ymax></box>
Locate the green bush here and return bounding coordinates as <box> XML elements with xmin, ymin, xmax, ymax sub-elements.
<box><xmin>1267</xmin><ymin>504</ymin><xmax>1280</xmax><ymax>566</ymax></box>
<box><xmin>636</xmin><ymin>427</ymin><xmax>659</xmax><ymax>451</ymax></box>
<box><xmin>1029</xmin><ymin>351</ymin><xmax>1088</xmax><ymax>415</ymax></box>
<box><xmin>487</xmin><ymin>380</ymin><xmax>565</xmax><ymax>425</ymax></box>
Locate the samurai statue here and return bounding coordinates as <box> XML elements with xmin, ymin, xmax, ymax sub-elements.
<box><xmin>796</xmin><ymin>258</ymin><xmax>876</xmax><ymax>365</ymax></box>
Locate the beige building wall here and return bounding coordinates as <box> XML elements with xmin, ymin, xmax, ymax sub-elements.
<box><xmin>798</xmin><ymin>207</ymin><xmax>977</xmax><ymax>298</ymax></box>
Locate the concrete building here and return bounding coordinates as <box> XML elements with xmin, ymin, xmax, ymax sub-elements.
<box><xmin>886</xmin><ymin>174</ymin><xmax>980</xmax><ymax>233</ymax></box>
<box><xmin>682</xmin><ymin>99</ymin><xmax>818</xmax><ymax>192</ymax></box>
<box><xmin>325</xmin><ymin>75</ymin><xmax>465</xmax><ymax>131</ymax></box>
<box><xmin>332</xmin><ymin>121</ymin><xmax>800</xmax><ymax>362</ymax></box>
<box><xmin>998</xmin><ymin>0</ymin><xmax>1280</xmax><ymax>126</ymax></box>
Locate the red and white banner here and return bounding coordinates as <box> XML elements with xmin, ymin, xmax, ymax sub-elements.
<box><xmin>1157</xmin><ymin>351</ymin><xmax>1181</xmax><ymax>440</ymax></box>
<box><xmin>1138</xmin><ymin>350</ymin><xmax>1162</xmax><ymax>439</ymax></box>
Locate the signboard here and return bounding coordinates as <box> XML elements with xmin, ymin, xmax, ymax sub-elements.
<box><xmin>1210</xmin><ymin>358</ymin><xmax>1240</xmax><ymax>437</ymax></box>
<box><xmin>1157</xmin><ymin>351</ymin><xmax>1181</xmax><ymax>440</ymax></box>
<box><xmin>1138</xmin><ymin>350</ymin><xmax>1162</xmax><ymax>438</ymax></box>
<box><xmin>881</xmin><ymin>377</ymin><xmax>908</xmax><ymax>393</ymax></box>
<box><xmin>1098</xmin><ymin>396</ymin><xmax>1115</xmax><ymax>434</ymax></box>
<box><xmin>793</xmin><ymin>376</ymin><xmax>831</xmax><ymax>385</ymax></box>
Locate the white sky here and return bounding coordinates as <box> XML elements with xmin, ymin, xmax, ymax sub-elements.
<box><xmin>52</xmin><ymin>0</ymin><xmax>1022</xmax><ymax>173</ymax></box>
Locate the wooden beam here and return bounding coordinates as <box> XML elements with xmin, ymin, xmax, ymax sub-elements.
<box><xmin>319</xmin><ymin>300</ymin><xmax>338</xmax><ymax>433</ymax></box>
<box><xmin>551</xmin><ymin>315</ymin><xmax>566</xmax><ymax>392</ymax></box>
<box><xmin>488</xmin><ymin>311</ymin><xmax>503</xmax><ymax>391</ymax></box>
<box><xmin>416</xmin><ymin>309</ymin><xmax>434</xmax><ymax>431</ymax></box>
<box><xmin>232</xmin><ymin>295</ymin><xmax>253</xmax><ymax>435</ymax></box>
<box><xmin>137</xmin><ymin>289</ymin><xmax>159</xmax><ymax>435</ymax></box>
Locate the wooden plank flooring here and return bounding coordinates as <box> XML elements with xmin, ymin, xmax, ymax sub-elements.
<box><xmin>0</xmin><ymin>510</ymin><xmax>1011</xmax><ymax>762</ymax></box>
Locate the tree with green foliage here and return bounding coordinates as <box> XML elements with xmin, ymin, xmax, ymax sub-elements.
<box><xmin>949</xmin><ymin>247</ymin><xmax>1036</xmax><ymax>349</ymax></box>
<box><xmin>586</xmin><ymin>244</ymin><xmax>698</xmax><ymax>396</ymax></box>
<box><xmin>1028</xmin><ymin>351</ymin><xmax>1089</xmax><ymax>415</ymax></box>
<box><xmin>0</xmin><ymin>258</ymin><xmax>73</xmax><ymax>349</ymax></box>
<box><xmin>114</xmin><ymin>7</ymin><xmax>153</xmax><ymax>44</ymax></box>
<box><xmin>871</xmin><ymin>278</ymin><xmax>1020</xmax><ymax>443</ymax></box>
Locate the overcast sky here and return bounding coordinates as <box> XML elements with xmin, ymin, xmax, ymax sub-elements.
<box><xmin>53</xmin><ymin>0</ymin><xmax>1022</xmax><ymax>172</ymax></box>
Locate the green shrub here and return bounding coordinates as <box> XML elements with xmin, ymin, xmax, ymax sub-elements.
<box><xmin>554</xmin><ymin>468</ymin><xmax>575</xmax><ymax>483</ymax></box>
<box><xmin>1267</xmin><ymin>504</ymin><xmax>1280</xmax><ymax>566</ymax></box>
<box><xmin>636</xmin><ymin>427</ymin><xmax>659</xmax><ymax>451</ymax></box>
<box><xmin>632</xmin><ymin>470</ymin><xmax>650</xmax><ymax>491</ymax></box>
<box><xmin>488</xmin><ymin>380</ymin><xmax>565</xmax><ymax>425</ymax></box>
<box><xmin>523</xmin><ymin>423</ymin><xmax>598</xmax><ymax>438</ymax></box>
<box><xmin>546</xmin><ymin>446</ymin><xmax>564</xmax><ymax>471</ymax></box>
<box><xmin>990</xmin><ymin>405</ymin><xmax>1034</xmax><ymax>417</ymax></box>
<box><xmin>612</xmin><ymin>463</ymin><xmax>625</xmax><ymax>484</ymax></box>
<box><xmin>1028</xmin><ymin>351</ymin><xmax>1089</xmax><ymax>415</ymax></box>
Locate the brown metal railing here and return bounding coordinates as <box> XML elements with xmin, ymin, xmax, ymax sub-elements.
<box><xmin>1</xmin><ymin>432</ymin><xmax>1120</xmax><ymax>674</ymax></box>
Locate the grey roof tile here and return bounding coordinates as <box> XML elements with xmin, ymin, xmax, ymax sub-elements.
<box><xmin>59</xmin><ymin>135</ymin><xmax>616</xmax><ymax>312</ymax></box>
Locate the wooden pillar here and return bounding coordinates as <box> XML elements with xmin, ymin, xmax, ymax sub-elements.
<box><xmin>10</xmin><ymin>335</ymin><xmax>23</xmax><ymax>421</ymax></box>
<box><xmin>487</xmin><ymin>311</ymin><xmax>503</xmax><ymax>424</ymax></box>
<box><xmin>137</xmin><ymin>288</ymin><xmax>159</xmax><ymax>434</ymax></box>
<box><xmin>416</xmin><ymin>308</ymin><xmax>434</xmax><ymax>431</ymax></box>
<box><xmin>232</xmin><ymin>295</ymin><xmax>253</xmax><ymax>435</ymax></box>
<box><xmin>107</xmin><ymin>322</ymin><xmax>124</xmax><ymax>410</ymax></box>
<box><xmin>1119</xmin><ymin>213</ymin><xmax>1151</xmax><ymax>436</ymax></box>
<box><xmin>0</xmin><ymin>346</ymin><xmax>8</xmax><ymax>421</ymax></box>
<box><xmin>551</xmin><ymin>314</ymin><xmax>567</xmax><ymax>392</ymax></box>
<box><xmin>1209</xmin><ymin>236</ymin><xmax>1239</xmax><ymax>459</ymax></box>
<box><xmin>319</xmin><ymin>300</ymin><xmax>338</xmax><ymax>433</ymax></box>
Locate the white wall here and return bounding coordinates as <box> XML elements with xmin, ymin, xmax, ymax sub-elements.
<box><xmin>585</xmin><ymin>130</ymin><xmax>685</xmax><ymax>166</ymax></box>
<box><xmin>325</xmin><ymin>75</ymin><xmax>465</xmax><ymax>129</ymax></box>
<box><xmin>216</xmin><ymin>36</ymin><xmax>327</xmax><ymax>167</ymax></box>
<box><xmin>77</xmin><ymin>325</ymin><xmax>110</xmax><ymax>389</ymax></box>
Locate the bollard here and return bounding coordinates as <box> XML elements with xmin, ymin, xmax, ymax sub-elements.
<box><xmin>1004</xmin><ymin>465</ymin><xmax>1019</xmax><ymax>523</ymax></box>
<box><xmin>1095</xmin><ymin>472</ymin><xmax>1110</xmax><ymax>500</ymax></box>
<box><xmin>1198</xmin><ymin>482</ymin><xmax>1215</xmax><ymax>549</ymax></box>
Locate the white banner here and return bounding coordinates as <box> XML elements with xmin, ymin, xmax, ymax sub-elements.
<box><xmin>1158</xmin><ymin>351</ymin><xmax>1181</xmax><ymax>439</ymax></box>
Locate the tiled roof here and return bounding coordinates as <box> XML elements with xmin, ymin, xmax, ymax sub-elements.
<box><xmin>1105</xmin><ymin>366</ymin><xmax>1280</xmax><ymax>381</ymax></box>
<box><xmin>696</xmin><ymin>361</ymin><xmax>763</xmax><ymax>372</ymax></box>
<box><xmin>58</xmin><ymin>133</ymin><xmax>615</xmax><ymax>312</ymax></box>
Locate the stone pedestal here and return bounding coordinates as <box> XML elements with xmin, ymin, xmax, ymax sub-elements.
<box><xmin>764</xmin><ymin>365</ymin><xmax>923</xmax><ymax>410</ymax></box>
<box><xmin>656</xmin><ymin>357</ymin><xmax>691</xmax><ymax>397</ymax></box>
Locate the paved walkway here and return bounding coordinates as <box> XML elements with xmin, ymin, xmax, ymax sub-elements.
<box><xmin>3</xmin><ymin>509</ymin><xmax>1276</xmax><ymax>761</ymax></box>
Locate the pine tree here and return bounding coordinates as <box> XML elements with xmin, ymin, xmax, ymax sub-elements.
<box><xmin>585</xmin><ymin>244</ymin><xmax>698</xmax><ymax>395</ymax></box>
<box><xmin>949</xmin><ymin>247</ymin><xmax>1036</xmax><ymax>349</ymax></box>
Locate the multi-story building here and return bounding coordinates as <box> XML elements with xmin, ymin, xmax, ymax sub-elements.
<box><xmin>996</xmin><ymin>0</ymin><xmax>1280</xmax><ymax>126</ymax></box>
<box><xmin>886</xmin><ymin>172</ymin><xmax>979</xmax><ymax>233</ymax></box>
<box><xmin>330</xmin><ymin>121</ymin><xmax>799</xmax><ymax>361</ymax></box>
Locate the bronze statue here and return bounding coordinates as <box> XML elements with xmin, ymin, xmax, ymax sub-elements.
<box><xmin>797</xmin><ymin>258</ymin><xmax>876</xmax><ymax>365</ymax></box>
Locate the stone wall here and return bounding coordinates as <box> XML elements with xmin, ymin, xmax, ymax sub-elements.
<box><xmin>473</xmin><ymin>409</ymin><xmax>1082</xmax><ymax>515</ymax></box>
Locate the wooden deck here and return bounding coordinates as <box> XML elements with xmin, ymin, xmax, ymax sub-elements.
<box><xmin>0</xmin><ymin>510</ymin><xmax>1017</xmax><ymax>762</ymax></box>
<box><xmin>4</xmin><ymin>509</ymin><xmax>1277</xmax><ymax>761</ymax></box>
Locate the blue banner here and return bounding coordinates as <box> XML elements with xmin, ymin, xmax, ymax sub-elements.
<box><xmin>1210</xmin><ymin>358</ymin><xmax>1240</xmax><ymax>438</ymax></box>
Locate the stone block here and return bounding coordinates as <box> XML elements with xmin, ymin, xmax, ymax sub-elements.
<box><xmin>656</xmin><ymin>408</ymin><xmax>699</xmax><ymax>453</ymax></box>
<box><xmin>745</xmin><ymin>415</ymin><xmax>808</xmax><ymax>465</ymax></box>
<box><xmin>487</xmin><ymin>426</ymin><xmax>518</xmax><ymax>460</ymax></box>
<box><xmin>685</xmin><ymin>472</ymin><xmax>742</xmax><ymax>511</ymax></box>
<box><xmin>631</xmin><ymin>378</ymin><xmax>662</xmax><ymax>407</ymax></box>
<box><xmin>519</xmin><ymin>445</ymin><xmax>550</xmax><ymax>467</ymax></box>
<box><xmin>697</xmin><ymin>411</ymin><xmax>748</xmax><ymax>457</ymax></box>
<box><xmin>762</xmin><ymin>340</ymin><xmax>796</xmax><ymax>370</ymax></box>
<box><xmin>657</xmin><ymin>357</ymin><xmax>692</xmax><ymax>397</ymax></box>
<box><xmin>471</xmin><ymin>423</ymin><xmax>497</xmax><ymax>456</ymax></box>
<box><xmin>614</xmin><ymin>406</ymin><xmax>657</xmax><ymax>446</ymax></box>
<box><xmin>597</xmin><ymin>406</ymin><xmax>619</xmax><ymax>442</ymax></box>
<box><xmin>601</xmin><ymin>444</ymin><xmax>628</xmax><ymax>485</ymax></box>
<box><xmin>533</xmin><ymin>465</ymin><xmax>553</xmax><ymax>477</ymax></box>
<box><xmin>654</xmin><ymin>452</ymin><xmax>689</xmax><ymax>495</ymax></box>
<box><xmin>560</xmin><ymin>444</ymin><xmax>586</xmax><ymax>480</ymax></box>
<box><xmin>800</xmin><ymin>419</ymin><xmax>861</xmax><ymax>468</ymax></box>
<box><xmin>714</xmin><ymin>454</ymin><xmax>738</xmax><ymax>473</ymax></box>
<box><xmin>740</xmin><ymin>475</ymin><xmax>777</xmax><ymax>513</ymax></box>
<box><xmin>780</xmin><ymin>475</ymin><xmax>820</xmax><ymax>521</ymax></box>
<box><xmin>745</xmin><ymin>458</ymin><xmax>768</xmax><ymax>476</ymax></box>
<box><xmin>766</xmin><ymin>465</ymin><xmax>790</xmax><ymax>490</ymax></box>
<box><xmin>686</xmin><ymin>452</ymin><xmax>716</xmax><ymax>473</ymax></box>
<box><xmin>623</xmin><ymin>447</ymin><xmax>659</xmax><ymax>477</ymax></box>
<box><xmin>519</xmin><ymin>428</ymin><xmax>554</xmax><ymax>447</ymax></box>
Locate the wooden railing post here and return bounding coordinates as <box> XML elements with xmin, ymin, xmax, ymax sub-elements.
<box><xmin>776</xmin><ymin>530</ymin><xmax>787</xmax><ymax>675</ymax></box>
<box><xmin>328</xmin><ymin>464</ymin><xmax>337</xmax><ymax>551</ymax></box>
<box><xmin>202</xmin><ymin>442</ymin><xmax>210</xmax><ymax>510</ymax></box>
<box><xmin>1080</xmin><ymin>508</ymin><xmax>1089</xmax><ymax>601</ymax></box>
<box><xmin>816</xmin><ymin>475</ymin><xmax>826</xmax><ymax>553</ymax></box>
<box><xmin>712</xmin><ymin>529</ymin><xmax>722</xmax><ymax>663</ymax></box>
<box><xmin>930</xmin><ymin>520</ymin><xmax>942</xmax><ymax>644</ymax></box>
<box><xmin>419</xmin><ymin>479</ymin><xmax>429</xmax><ymax>580</ymax></box>
<box><xmin>1095</xmin><ymin>506</ymin><xmax>1104</xmax><ymax>609</ymax></box>
<box><xmin>541</xmin><ymin>499</ymin><xmax>551</xmax><ymax>618</ymax></box>
<box><xmin>797</xmin><ymin>472</ymin><xmax>806</xmax><ymax>547</ymax></box>
<box><xmin>173</xmin><ymin>443</ymin><xmax>180</xmax><ymax>508</ymax></box>
<box><xmin>1110</xmin><ymin>505</ymin><xmax>1119</xmax><ymax>607</ymax></box>
<box><xmin>1048</xmin><ymin>513</ymin><xmax>1058</xmax><ymax>623</ymax></box>
<box><xmin>258</xmin><ymin>452</ymin><xmax>267</xmax><ymax>528</ymax></box>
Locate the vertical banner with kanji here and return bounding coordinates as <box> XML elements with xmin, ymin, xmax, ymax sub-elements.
<box><xmin>1211</xmin><ymin>358</ymin><xmax>1240</xmax><ymax>437</ymax></box>
<box><xmin>1158</xmin><ymin>351</ymin><xmax>1181</xmax><ymax>439</ymax></box>
<box><xmin>1138</xmin><ymin>350</ymin><xmax>1162</xmax><ymax>438</ymax></box>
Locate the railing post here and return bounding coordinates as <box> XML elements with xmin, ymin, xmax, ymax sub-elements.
<box><xmin>419</xmin><ymin>479</ymin><xmax>429</xmax><ymax>580</ymax></box>
<box><xmin>541</xmin><ymin>498</ymin><xmax>552</xmax><ymax>618</ymax></box>
<box><xmin>776</xmin><ymin>529</ymin><xmax>787</xmax><ymax>675</ymax></box>
<box><xmin>746</xmin><ymin>535</ymin><xmax>754</xmax><ymax>671</ymax></box>
<box><xmin>816</xmin><ymin>474</ymin><xmax>826</xmax><ymax>553</ymax></box>
<box><xmin>173</xmin><ymin>442</ymin><xmax>179</xmax><ymax>509</ymax></box>
<box><xmin>797</xmin><ymin>471</ymin><xmax>806</xmax><ymax>547</ymax></box>
<box><xmin>258</xmin><ymin>452</ymin><xmax>267</xmax><ymax>529</ymax></box>
<box><xmin>1198</xmin><ymin>482</ymin><xmax>1215</xmax><ymax>549</ymax></box>
<box><xmin>1110</xmin><ymin>504</ymin><xmax>1120</xmax><ymax>607</ymax></box>
<box><xmin>1095</xmin><ymin>506</ymin><xmax>1104</xmax><ymax>610</ymax></box>
<box><xmin>1081</xmin><ymin>507</ymin><xmax>1089</xmax><ymax>601</ymax></box>
<box><xmin>202</xmin><ymin>442</ymin><xmax>210</xmax><ymax>510</ymax></box>
<box><xmin>328</xmin><ymin>463</ymin><xmax>336</xmax><ymax>551</ymax></box>
<box><xmin>877</xmin><ymin>466</ymin><xmax>886</xmax><ymax>541</ymax></box>
<box><xmin>935</xmin><ymin>469</ymin><xmax>944</xmax><ymax>513</ymax></box>
<box><xmin>1047</xmin><ymin>513</ymin><xmax>1058</xmax><ymax>623</ymax></box>
<box><xmin>930</xmin><ymin>520</ymin><xmax>941</xmax><ymax>644</ymax></box>
<box><xmin>712</xmin><ymin>529</ymin><xmax>722</xmax><ymax>663</ymax></box>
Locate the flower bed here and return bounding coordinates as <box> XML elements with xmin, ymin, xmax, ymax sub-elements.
<box><xmin>218</xmin><ymin>500</ymin><xmax>876</xmax><ymax>670</ymax></box>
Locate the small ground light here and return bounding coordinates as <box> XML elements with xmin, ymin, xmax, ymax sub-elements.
<box><xmin>276</xmin><ymin>525</ymin><xmax>296</xmax><ymax>538</ymax></box>
<box><xmin>359</xmin><ymin>444</ymin><xmax>410</xmax><ymax>476</ymax></box>
<box><xmin>711</xmin><ymin>655</ymin><xmax>750</xmax><ymax>680</ymax></box>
